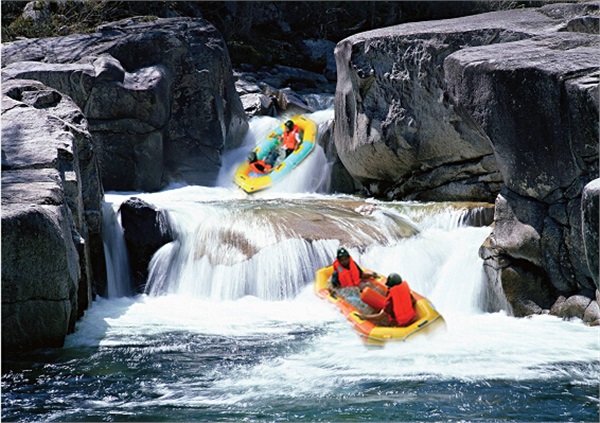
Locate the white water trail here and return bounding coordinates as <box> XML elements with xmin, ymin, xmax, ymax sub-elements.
<box><xmin>101</xmin><ymin>201</ymin><xmax>132</xmax><ymax>298</ymax></box>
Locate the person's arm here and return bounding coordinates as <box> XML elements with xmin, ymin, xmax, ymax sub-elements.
<box><xmin>356</xmin><ymin>308</ymin><xmax>386</xmax><ymax>321</ymax></box>
<box><xmin>357</xmin><ymin>295</ymin><xmax>393</xmax><ymax>321</ymax></box>
<box><xmin>356</xmin><ymin>265</ymin><xmax>375</xmax><ymax>281</ymax></box>
<box><xmin>331</xmin><ymin>270</ymin><xmax>341</xmax><ymax>288</ymax></box>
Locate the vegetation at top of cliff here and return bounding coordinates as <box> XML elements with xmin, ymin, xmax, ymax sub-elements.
<box><xmin>1</xmin><ymin>0</ymin><xmax>552</xmax><ymax>69</ymax></box>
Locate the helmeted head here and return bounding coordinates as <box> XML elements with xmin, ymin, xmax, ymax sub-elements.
<box><xmin>386</xmin><ymin>273</ymin><xmax>403</xmax><ymax>288</ymax></box>
<box><xmin>336</xmin><ymin>247</ymin><xmax>350</xmax><ymax>258</ymax></box>
<box><xmin>285</xmin><ymin>120</ymin><xmax>294</xmax><ymax>130</ymax></box>
<box><xmin>336</xmin><ymin>247</ymin><xmax>351</xmax><ymax>268</ymax></box>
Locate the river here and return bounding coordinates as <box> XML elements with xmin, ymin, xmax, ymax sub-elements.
<box><xmin>2</xmin><ymin>110</ymin><xmax>599</xmax><ymax>422</ymax></box>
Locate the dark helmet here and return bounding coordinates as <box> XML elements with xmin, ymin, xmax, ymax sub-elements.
<box><xmin>336</xmin><ymin>247</ymin><xmax>350</xmax><ymax>258</ymax></box>
<box><xmin>386</xmin><ymin>273</ymin><xmax>403</xmax><ymax>287</ymax></box>
<box><xmin>285</xmin><ymin>120</ymin><xmax>294</xmax><ymax>130</ymax></box>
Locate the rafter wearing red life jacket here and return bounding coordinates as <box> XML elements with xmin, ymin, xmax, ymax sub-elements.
<box><xmin>333</xmin><ymin>256</ymin><xmax>362</xmax><ymax>287</ymax></box>
<box><xmin>384</xmin><ymin>282</ymin><xmax>416</xmax><ymax>326</ymax></box>
<box><xmin>282</xmin><ymin>124</ymin><xmax>301</xmax><ymax>151</ymax></box>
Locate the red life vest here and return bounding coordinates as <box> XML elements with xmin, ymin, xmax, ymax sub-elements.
<box><xmin>385</xmin><ymin>282</ymin><xmax>416</xmax><ymax>326</ymax></box>
<box><xmin>249</xmin><ymin>160</ymin><xmax>271</xmax><ymax>174</ymax></box>
<box><xmin>333</xmin><ymin>257</ymin><xmax>361</xmax><ymax>287</ymax></box>
<box><xmin>282</xmin><ymin>125</ymin><xmax>301</xmax><ymax>150</ymax></box>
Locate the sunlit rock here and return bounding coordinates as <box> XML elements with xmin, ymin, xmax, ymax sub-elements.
<box><xmin>2</xmin><ymin>17</ymin><xmax>249</xmax><ymax>189</ymax></box>
<box><xmin>1</xmin><ymin>79</ymin><xmax>104</xmax><ymax>352</ymax></box>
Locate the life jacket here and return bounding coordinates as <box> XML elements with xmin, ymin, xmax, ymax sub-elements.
<box><xmin>282</xmin><ymin>125</ymin><xmax>301</xmax><ymax>150</ymax></box>
<box><xmin>249</xmin><ymin>160</ymin><xmax>271</xmax><ymax>174</ymax></box>
<box><xmin>333</xmin><ymin>257</ymin><xmax>361</xmax><ymax>287</ymax></box>
<box><xmin>386</xmin><ymin>282</ymin><xmax>416</xmax><ymax>326</ymax></box>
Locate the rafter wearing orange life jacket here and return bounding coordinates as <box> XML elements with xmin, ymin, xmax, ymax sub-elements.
<box><xmin>282</xmin><ymin>124</ymin><xmax>301</xmax><ymax>151</ymax></box>
<box><xmin>384</xmin><ymin>282</ymin><xmax>416</xmax><ymax>326</ymax></box>
<box><xmin>333</xmin><ymin>256</ymin><xmax>362</xmax><ymax>287</ymax></box>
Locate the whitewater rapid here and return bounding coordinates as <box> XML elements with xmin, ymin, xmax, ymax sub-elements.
<box><xmin>66</xmin><ymin>109</ymin><xmax>599</xmax><ymax>422</ymax></box>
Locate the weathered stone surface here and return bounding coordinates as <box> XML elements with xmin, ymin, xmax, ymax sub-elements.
<box><xmin>550</xmin><ymin>294</ymin><xmax>592</xmax><ymax>319</ymax></box>
<box><xmin>120</xmin><ymin>197</ymin><xmax>174</xmax><ymax>292</ymax></box>
<box><xmin>446</xmin><ymin>27</ymin><xmax>599</xmax><ymax>309</ymax></box>
<box><xmin>583</xmin><ymin>298</ymin><xmax>600</xmax><ymax>326</ymax></box>
<box><xmin>1</xmin><ymin>203</ymin><xmax>78</xmax><ymax>351</ymax></box>
<box><xmin>423</xmin><ymin>3</ymin><xmax>600</xmax><ymax>315</ymax></box>
<box><xmin>1</xmin><ymin>79</ymin><xmax>104</xmax><ymax>352</ymax></box>
<box><xmin>2</xmin><ymin>17</ymin><xmax>249</xmax><ymax>189</ymax></box>
<box><xmin>240</xmin><ymin>92</ymin><xmax>276</xmax><ymax>117</ymax></box>
<box><xmin>480</xmin><ymin>230</ymin><xmax>557</xmax><ymax>318</ymax></box>
<box><xmin>582</xmin><ymin>179</ymin><xmax>600</xmax><ymax>289</ymax></box>
<box><xmin>446</xmin><ymin>32</ymin><xmax>599</xmax><ymax>201</ymax></box>
<box><xmin>333</xmin><ymin>7</ymin><xmax>565</xmax><ymax>201</ymax></box>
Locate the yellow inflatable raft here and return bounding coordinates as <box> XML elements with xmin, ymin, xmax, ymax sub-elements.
<box><xmin>314</xmin><ymin>265</ymin><xmax>446</xmax><ymax>345</ymax></box>
<box><xmin>233</xmin><ymin>115</ymin><xmax>317</xmax><ymax>193</ymax></box>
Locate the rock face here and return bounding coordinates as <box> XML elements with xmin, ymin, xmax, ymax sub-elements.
<box><xmin>446</xmin><ymin>17</ymin><xmax>599</xmax><ymax>314</ymax></box>
<box><xmin>119</xmin><ymin>197</ymin><xmax>174</xmax><ymax>292</ymax></box>
<box><xmin>582</xmin><ymin>179</ymin><xmax>599</xmax><ymax>288</ymax></box>
<box><xmin>1</xmin><ymin>79</ymin><xmax>104</xmax><ymax>351</ymax></box>
<box><xmin>1</xmin><ymin>17</ymin><xmax>249</xmax><ymax>190</ymax></box>
<box><xmin>334</xmin><ymin>3</ymin><xmax>599</xmax><ymax>316</ymax></box>
<box><xmin>333</xmin><ymin>9</ymin><xmax>550</xmax><ymax>200</ymax></box>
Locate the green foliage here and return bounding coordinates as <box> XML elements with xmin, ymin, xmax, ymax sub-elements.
<box><xmin>2</xmin><ymin>0</ymin><xmax>127</xmax><ymax>41</ymax></box>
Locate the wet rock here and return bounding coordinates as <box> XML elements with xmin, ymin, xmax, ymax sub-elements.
<box><xmin>2</xmin><ymin>17</ymin><xmax>249</xmax><ymax>188</ymax></box>
<box><xmin>583</xmin><ymin>299</ymin><xmax>600</xmax><ymax>326</ymax></box>
<box><xmin>550</xmin><ymin>294</ymin><xmax>592</xmax><ymax>320</ymax></box>
<box><xmin>120</xmin><ymin>197</ymin><xmax>174</xmax><ymax>292</ymax></box>
<box><xmin>1</xmin><ymin>79</ymin><xmax>104</xmax><ymax>352</ymax></box>
<box><xmin>582</xmin><ymin>179</ymin><xmax>599</xmax><ymax>289</ymax></box>
<box><xmin>441</xmin><ymin>4</ymin><xmax>599</xmax><ymax>314</ymax></box>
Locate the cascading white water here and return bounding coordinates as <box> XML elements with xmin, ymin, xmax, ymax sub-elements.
<box><xmin>101</xmin><ymin>200</ymin><xmax>132</xmax><ymax>298</ymax></box>
<box><xmin>105</xmin><ymin>109</ymin><xmax>500</xmax><ymax>314</ymax></box>
<box><xmin>145</xmin><ymin>202</ymin><xmax>338</xmax><ymax>300</ymax></box>
<box><xmin>134</xmin><ymin>191</ymin><xmax>496</xmax><ymax>314</ymax></box>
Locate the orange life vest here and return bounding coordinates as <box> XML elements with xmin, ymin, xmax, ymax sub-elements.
<box><xmin>386</xmin><ymin>282</ymin><xmax>416</xmax><ymax>326</ymax></box>
<box><xmin>282</xmin><ymin>125</ymin><xmax>301</xmax><ymax>150</ymax></box>
<box><xmin>249</xmin><ymin>160</ymin><xmax>271</xmax><ymax>174</ymax></box>
<box><xmin>333</xmin><ymin>257</ymin><xmax>361</xmax><ymax>287</ymax></box>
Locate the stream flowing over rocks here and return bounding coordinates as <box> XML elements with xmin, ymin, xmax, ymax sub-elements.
<box><xmin>1</xmin><ymin>2</ymin><xmax>599</xmax><ymax>351</ymax></box>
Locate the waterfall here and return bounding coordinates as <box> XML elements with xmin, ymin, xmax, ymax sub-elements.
<box><xmin>103</xmin><ymin>108</ymin><xmax>502</xmax><ymax>314</ymax></box>
<box><xmin>139</xmin><ymin>192</ymin><xmax>503</xmax><ymax>314</ymax></box>
<box><xmin>101</xmin><ymin>201</ymin><xmax>132</xmax><ymax>298</ymax></box>
<box><xmin>144</xmin><ymin>199</ymin><xmax>347</xmax><ymax>300</ymax></box>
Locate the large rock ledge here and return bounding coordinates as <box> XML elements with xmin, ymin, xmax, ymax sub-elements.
<box><xmin>334</xmin><ymin>2</ymin><xmax>599</xmax><ymax>320</ymax></box>
<box><xmin>2</xmin><ymin>17</ymin><xmax>249</xmax><ymax>190</ymax></box>
<box><xmin>2</xmin><ymin>79</ymin><xmax>104</xmax><ymax>352</ymax></box>
<box><xmin>446</xmin><ymin>30</ymin><xmax>599</xmax><ymax>319</ymax></box>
